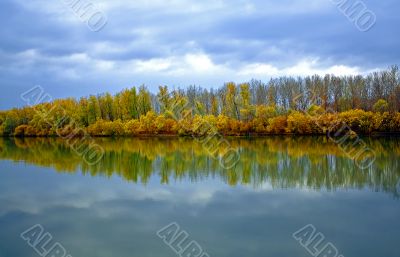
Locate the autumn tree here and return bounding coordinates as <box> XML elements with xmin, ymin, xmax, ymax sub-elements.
<box><xmin>138</xmin><ymin>85</ymin><xmax>152</xmax><ymax>116</ymax></box>
<box><xmin>210</xmin><ymin>91</ymin><xmax>219</xmax><ymax>116</ymax></box>
<box><xmin>158</xmin><ymin>86</ymin><xmax>171</xmax><ymax>114</ymax></box>
<box><xmin>239</xmin><ymin>83</ymin><xmax>253</xmax><ymax>121</ymax></box>
<box><xmin>87</xmin><ymin>95</ymin><xmax>101</xmax><ymax>124</ymax></box>
<box><xmin>224</xmin><ymin>82</ymin><xmax>240</xmax><ymax>119</ymax></box>
<box><xmin>373</xmin><ymin>99</ymin><xmax>389</xmax><ymax>113</ymax></box>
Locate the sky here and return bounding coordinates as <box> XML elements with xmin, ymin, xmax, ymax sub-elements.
<box><xmin>0</xmin><ymin>0</ymin><xmax>399</xmax><ymax>109</ymax></box>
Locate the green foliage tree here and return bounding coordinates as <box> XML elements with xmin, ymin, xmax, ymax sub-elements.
<box><xmin>158</xmin><ymin>85</ymin><xmax>171</xmax><ymax>114</ymax></box>
<box><xmin>373</xmin><ymin>99</ymin><xmax>389</xmax><ymax>113</ymax></box>
<box><xmin>88</xmin><ymin>95</ymin><xmax>101</xmax><ymax>125</ymax></box>
<box><xmin>3</xmin><ymin>117</ymin><xmax>17</xmax><ymax>136</ymax></box>
<box><xmin>224</xmin><ymin>82</ymin><xmax>240</xmax><ymax>119</ymax></box>
<box><xmin>138</xmin><ymin>85</ymin><xmax>152</xmax><ymax>116</ymax></box>
<box><xmin>239</xmin><ymin>83</ymin><xmax>254</xmax><ymax>121</ymax></box>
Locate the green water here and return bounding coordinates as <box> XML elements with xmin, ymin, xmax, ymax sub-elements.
<box><xmin>0</xmin><ymin>137</ymin><xmax>399</xmax><ymax>257</ymax></box>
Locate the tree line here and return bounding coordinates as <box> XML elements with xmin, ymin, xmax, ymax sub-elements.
<box><xmin>1</xmin><ymin>66</ymin><xmax>400</xmax><ymax>137</ymax></box>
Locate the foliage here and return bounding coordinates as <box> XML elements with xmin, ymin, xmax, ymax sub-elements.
<box><xmin>307</xmin><ymin>105</ymin><xmax>325</xmax><ymax>116</ymax></box>
<box><xmin>3</xmin><ymin>117</ymin><xmax>17</xmax><ymax>136</ymax></box>
<box><xmin>1</xmin><ymin>66</ymin><xmax>400</xmax><ymax>137</ymax></box>
<box><xmin>267</xmin><ymin>116</ymin><xmax>288</xmax><ymax>134</ymax></box>
<box><xmin>286</xmin><ymin>112</ymin><xmax>312</xmax><ymax>134</ymax></box>
<box><xmin>87</xmin><ymin>119</ymin><xmax>125</xmax><ymax>136</ymax></box>
<box><xmin>373</xmin><ymin>99</ymin><xmax>389</xmax><ymax>113</ymax></box>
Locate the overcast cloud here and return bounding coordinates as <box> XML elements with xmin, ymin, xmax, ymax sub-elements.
<box><xmin>0</xmin><ymin>0</ymin><xmax>399</xmax><ymax>109</ymax></box>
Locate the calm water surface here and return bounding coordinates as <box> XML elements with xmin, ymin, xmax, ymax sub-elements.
<box><xmin>0</xmin><ymin>137</ymin><xmax>399</xmax><ymax>257</ymax></box>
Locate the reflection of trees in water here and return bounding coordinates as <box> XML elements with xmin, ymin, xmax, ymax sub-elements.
<box><xmin>0</xmin><ymin>137</ymin><xmax>399</xmax><ymax>197</ymax></box>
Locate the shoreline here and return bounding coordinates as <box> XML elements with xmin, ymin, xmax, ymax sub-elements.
<box><xmin>2</xmin><ymin>132</ymin><xmax>400</xmax><ymax>138</ymax></box>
